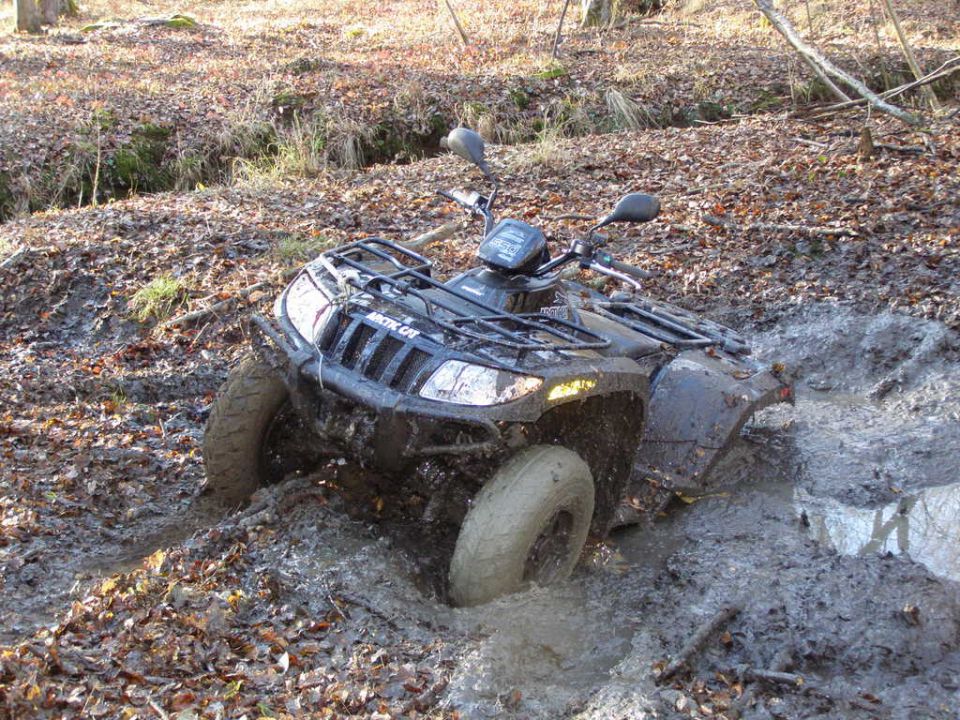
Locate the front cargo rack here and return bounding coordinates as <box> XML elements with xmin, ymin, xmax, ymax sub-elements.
<box><xmin>591</xmin><ymin>301</ymin><xmax>749</xmax><ymax>354</ymax></box>
<box><xmin>311</xmin><ymin>238</ymin><xmax>610</xmax><ymax>359</ymax></box>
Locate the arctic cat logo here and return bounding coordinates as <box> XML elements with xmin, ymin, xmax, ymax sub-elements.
<box><xmin>365</xmin><ymin>311</ymin><xmax>421</xmax><ymax>339</ymax></box>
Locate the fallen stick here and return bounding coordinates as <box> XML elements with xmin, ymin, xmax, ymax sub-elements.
<box><xmin>873</xmin><ymin>142</ymin><xmax>926</xmax><ymax>155</ymax></box>
<box><xmin>162</xmin><ymin>267</ymin><xmax>301</xmax><ymax>329</ymax></box>
<box><xmin>701</xmin><ymin>214</ymin><xmax>859</xmax><ymax>238</ymax></box>
<box><xmin>812</xmin><ymin>57</ymin><xmax>959</xmax><ymax>116</ymax></box>
<box><xmin>161</xmin><ymin>281</ymin><xmax>268</xmax><ymax>329</ymax></box>
<box><xmin>400</xmin><ymin>220</ymin><xmax>464</xmax><ymax>249</ymax></box>
<box><xmin>753</xmin><ymin>0</ymin><xmax>920</xmax><ymax>125</ymax></box>
<box><xmin>744</xmin><ymin>667</ymin><xmax>805</xmax><ymax>687</ymax></box>
<box><xmin>546</xmin><ymin>213</ymin><xmax>594</xmax><ymax>222</ymax></box>
<box><xmin>656</xmin><ymin>604</ymin><xmax>741</xmax><ymax>683</ymax></box>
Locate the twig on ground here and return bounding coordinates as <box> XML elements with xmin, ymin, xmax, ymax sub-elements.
<box><xmin>546</xmin><ymin>213</ymin><xmax>594</xmax><ymax>222</ymax></box>
<box><xmin>334</xmin><ymin>591</ymin><xmax>402</xmax><ymax>631</ymax></box>
<box><xmin>656</xmin><ymin>603</ymin><xmax>741</xmax><ymax>683</ymax></box>
<box><xmin>701</xmin><ymin>214</ymin><xmax>859</xmax><ymax>238</ymax></box>
<box><xmin>793</xmin><ymin>137</ymin><xmax>829</xmax><ymax>149</ymax></box>
<box><xmin>0</xmin><ymin>247</ymin><xmax>27</xmax><ymax>270</ymax></box>
<box><xmin>162</xmin><ymin>267</ymin><xmax>300</xmax><ymax>329</ymax></box>
<box><xmin>743</xmin><ymin>668</ymin><xmax>805</xmax><ymax>686</ymax></box>
<box><xmin>148</xmin><ymin>699</ymin><xmax>169</xmax><ymax>720</ymax></box>
<box><xmin>728</xmin><ymin>646</ymin><xmax>796</xmax><ymax>718</ymax></box>
<box><xmin>874</xmin><ymin>142</ymin><xmax>927</xmax><ymax>155</ymax></box>
<box><xmin>401</xmin><ymin>680</ymin><xmax>449</xmax><ymax>714</ymax></box>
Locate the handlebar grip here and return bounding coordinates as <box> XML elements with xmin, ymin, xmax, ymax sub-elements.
<box><xmin>610</xmin><ymin>258</ymin><xmax>655</xmax><ymax>279</ymax></box>
<box><xmin>596</xmin><ymin>252</ymin><xmax>656</xmax><ymax>280</ymax></box>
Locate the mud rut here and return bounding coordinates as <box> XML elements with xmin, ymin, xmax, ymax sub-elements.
<box><xmin>2</xmin><ymin>303</ymin><xmax>959</xmax><ymax>718</ymax></box>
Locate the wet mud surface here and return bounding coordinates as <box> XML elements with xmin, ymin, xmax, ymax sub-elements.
<box><xmin>2</xmin><ymin>303</ymin><xmax>960</xmax><ymax>718</ymax></box>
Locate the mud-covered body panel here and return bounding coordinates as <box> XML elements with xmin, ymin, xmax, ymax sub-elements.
<box><xmin>255</xmin><ymin>234</ymin><xmax>791</xmax><ymax>532</ymax></box>
<box><xmin>636</xmin><ymin>349</ymin><xmax>792</xmax><ymax>489</ymax></box>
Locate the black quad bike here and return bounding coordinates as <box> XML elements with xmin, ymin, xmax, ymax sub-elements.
<box><xmin>204</xmin><ymin>129</ymin><xmax>793</xmax><ymax>606</ymax></box>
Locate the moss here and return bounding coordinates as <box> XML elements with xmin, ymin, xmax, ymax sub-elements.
<box><xmin>0</xmin><ymin>173</ymin><xmax>14</xmax><ymax>221</ymax></box>
<box><xmin>108</xmin><ymin>123</ymin><xmax>173</xmax><ymax>192</ymax></box>
<box><xmin>272</xmin><ymin>90</ymin><xmax>307</xmax><ymax>123</ymax></box>
<box><xmin>135</xmin><ymin>123</ymin><xmax>172</xmax><ymax>142</ymax></box>
<box><xmin>462</xmin><ymin>101</ymin><xmax>489</xmax><ymax>119</ymax></box>
<box><xmin>509</xmin><ymin>88</ymin><xmax>531</xmax><ymax>110</ymax></box>
<box><xmin>534</xmin><ymin>64</ymin><xmax>568</xmax><ymax>81</ymax></box>
<box><xmin>285</xmin><ymin>57</ymin><xmax>324</xmax><ymax>75</ymax></box>
<box><xmin>695</xmin><ymin>101</ymin><xmax>733</xmax><ymax>122</ymax></box>
<box><xmin>165</xmin><ymin>14</ymin><xmax>197</xmax><ymax>29</ymax></box>
<box><xmin>429</xmin><ymin>112</ymin><xmax>449</xmax><ymax>136</ymax></box>
<box><xmin>750</xmin><ymin>89</ymin><xmax>784</xmax><ymax>113</ymax></box>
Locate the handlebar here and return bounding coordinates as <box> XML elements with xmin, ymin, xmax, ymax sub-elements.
<box><xmin>438</xmin><ymin>189</ymin><xmax>480</xmax><ymax>209</ymax></box>
<box><xmin>438</xmin><ymin>187</ymin><xmax>657</xmax><ymax>288</ymax></box>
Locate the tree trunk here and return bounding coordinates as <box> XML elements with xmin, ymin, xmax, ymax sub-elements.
<box><xmin>15</xmin><ymin>0</ymin><xmax>43</xmax><ymax>33</ymax></box>
<box><xmin>552</xmin><ymin>0</ymin><xmax>572</xmax><ymax>58</ymax></box>
<box><xmin>880</xmin><ymin>0</ymin><xmax>941</xmax><ymax>112</ymax></box>
<box><xmin>753</xmin><ymin>0</ymin><xmax>921</xmax><ymax>126</ymax></box>
<box><xmin>580</xmin><ymin>0</ymin><xmax>613</xmax><ymax>28</ymax></box>
<box><xmin>41</xmin><ymin>0</ymin><xmax>58</xmax><ymax>25</ymax></box>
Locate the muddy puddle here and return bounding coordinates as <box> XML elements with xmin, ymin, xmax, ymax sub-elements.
<box><xmin>438</xmin><ymin>305</ymin><xmax>960</xmax><ymax>717</ymax></box>
<box><xmin>797</xmin><ymin>483</ymin><xmax>960</xmax><ymax>583</ymax></box>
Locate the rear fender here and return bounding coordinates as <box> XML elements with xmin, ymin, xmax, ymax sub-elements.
<box><xmin>634</xmin><ymin>349</ymin><xmax>792</xmax><ymax>493</ymax></box>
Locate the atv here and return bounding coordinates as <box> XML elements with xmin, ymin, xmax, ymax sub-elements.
<box><xmin>203</xmin><ymin>128</ymin><xmax>793</xmax><ymax>606</ymax></box>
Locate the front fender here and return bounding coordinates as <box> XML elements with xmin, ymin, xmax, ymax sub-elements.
<box><xmin>634</xmin><ymin>349</ymin><xmax>793</xmax><ymax>492</ymax></box>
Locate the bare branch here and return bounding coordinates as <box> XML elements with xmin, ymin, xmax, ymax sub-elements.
<box><xmin>443</xmin><ymin>0</ymin><xmax>469</xmax><ymax>46</ymax></box>
<box><xmin>753</xmin><ymin>0</ymin><xmax>921</xmax><ymax>126</ymax></box>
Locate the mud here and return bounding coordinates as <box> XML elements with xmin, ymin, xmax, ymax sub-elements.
<box><xmin>3</xmin><ymin>303</ymin><xmax>960</xmax><ymax>718</ymax></box>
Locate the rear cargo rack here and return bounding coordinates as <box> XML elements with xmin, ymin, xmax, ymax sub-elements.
<box><xmin>312</xmin><ymin>238</ymin><xmax>609</xmax><ymax>359</ymax></box>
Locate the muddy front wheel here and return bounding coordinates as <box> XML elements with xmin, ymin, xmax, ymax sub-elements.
<box><xmin>449</xmin><ymin>445</ymin><xmax>594</xmax><ymax>607</ymax></box>
<box><xmin>203</xmin><ymin>355</ymin><xmax>320</xmax><ymax>506</ymax></box>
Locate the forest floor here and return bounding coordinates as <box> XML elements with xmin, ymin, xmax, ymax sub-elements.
<box><xmin>1</xmin><ymin>0</ymin><xmax>959</xmax><ymax>718</ymax></box>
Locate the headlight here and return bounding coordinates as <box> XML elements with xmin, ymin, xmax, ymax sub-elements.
<box><xmin>419</xmin><ymin>360</ymin><xmax>542</xmax><ymax>406</ymax></box>
<box><xmin>282</xmin><ymin>272</ymin><xmax>332</xmax><ymax>343</ymax></box>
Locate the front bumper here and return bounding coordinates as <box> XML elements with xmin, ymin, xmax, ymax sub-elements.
<box><xmin>249</xmin><ymin>314</ymin><xmax>506</xmax><ymax>467</ymax></box>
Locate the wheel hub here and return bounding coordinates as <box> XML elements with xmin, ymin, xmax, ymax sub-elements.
<box><xmin>523</xmin><ymin>509</ymin><xmax>574</xmax><ymax>585</ymax></box>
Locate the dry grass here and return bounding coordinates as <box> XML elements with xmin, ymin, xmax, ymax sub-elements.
<box><xmin>510</xmin><ymin>121</ymin><xmax>569</xmax><ymax>172</ymax></box>
<box><xmin>605</xmin><ymin>88</ymin><xmax>654</xmax><ymax>130</ymax></box>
